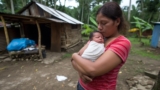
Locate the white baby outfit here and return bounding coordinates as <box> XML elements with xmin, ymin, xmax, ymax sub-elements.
<box><xmin>81</xmin><ymin>41</ymin><xmax>105</xmax><ymax>62</ymax></box>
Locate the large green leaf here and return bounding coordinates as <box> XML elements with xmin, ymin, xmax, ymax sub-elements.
<box><xmin>132</xmin><ymin>16</ymin><xmax>153</xmax><ymax>33</ymax></box>
<box><xmin>90</xmin><ymin>17</ymin><xmax>97</xmax><ymax>26</ymax></box>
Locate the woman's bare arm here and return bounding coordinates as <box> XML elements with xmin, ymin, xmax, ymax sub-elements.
<box><xmin>71</xmin><ymin>41</ymin><xmax>92</xmax><ymax>83</ymax></box>
<box><xmin>71</xmin><ymin>60</ymin><xmax>86</xmax><ymax>74</ymax></box>
<box><xmin>71</xmin><ymin>41</ymin><xmax>89</xmax><ymax>73</ymax></box>
<box><xmin>72</xmin><ymin>50</ymin><xmax>122</xmax><ymax>78</ymax></box>
<box><xmin>71</xmin><ymin>60</ymin><xmax>92</xmax><ymax>83</ymax></box>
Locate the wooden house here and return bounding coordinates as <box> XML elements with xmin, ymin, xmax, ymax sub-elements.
<box><xmin>0</xmin><ymin>1</ymin><xmax>83</xmax><ymax>53</ymax></box>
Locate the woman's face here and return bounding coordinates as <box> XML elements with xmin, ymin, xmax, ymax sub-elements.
<box><xmin>96</xmin><ymin>13</ymin><xmax>120</xmax><ymax>37</ymax></box>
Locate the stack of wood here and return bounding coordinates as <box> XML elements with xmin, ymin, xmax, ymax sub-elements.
<box><xmin>9</xmin><ymin>48</ymin><xmax>45</xmax><ymax>61</ymax></box>
<box><xmin>10</xmin><ymin>53</ymin><xmax>40</xmax><ymax>61</ymax></box>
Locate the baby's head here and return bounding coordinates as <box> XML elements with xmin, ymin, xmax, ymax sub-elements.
<box><xmin>89</xmin><ymin>31</ymin><xmax>104</xmax><ymax>43</ymax></box>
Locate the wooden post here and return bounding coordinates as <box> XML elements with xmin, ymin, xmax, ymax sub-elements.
<box><xmin>35</xmin><ymin>20</ymin><xmax>43</xmax><ymax>59</ymax></box>
<box><xmin>0</xmin><ymin>16</ymin><xmax>10</xmax><ymax>45</ymax></box>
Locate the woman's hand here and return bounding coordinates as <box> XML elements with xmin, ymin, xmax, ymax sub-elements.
<box><xmin>78</xmin><ymin>72</ymin><xmax>92</xmax><ymax>84</ymax></box>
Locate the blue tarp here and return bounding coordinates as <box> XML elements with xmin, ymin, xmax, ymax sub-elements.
<box><xmin>7</xmin><ymin>38</ymin><xmax>35</xmax><ymax>51</ymax></box>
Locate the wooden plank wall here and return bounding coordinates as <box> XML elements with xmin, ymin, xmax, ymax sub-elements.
<box><xmin>0</xmin><ymin>29</ymin><xmax>7</xmax><ymax>51</ymax></box>
<box><xmin>30</xmin><ymin>4</ymin><xmax>39</xmax><ymax>16</ymax></box>
<box><xmin>65</xmin><ymin>24</ymin><xmax>81</xmax><ymax>46</ymax></box>
<box><xmin>51</xmin><ymin>23</ymin><xmax>61</xmax><ymax>52</ymax></box>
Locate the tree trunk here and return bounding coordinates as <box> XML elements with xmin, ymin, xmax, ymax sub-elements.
<box><xmin>87</xmin><ymin>8</ymin><xmax>90</xmax><ymax>24</ymax></box>
<box><xmin>148</xmin><ymin>12</ymin><xmax>154</xmax><ymax>23</ymax></box>
<box><xmin>22</xmin><ymin>0</ymin><xmax>24</xmax><ymax>7</ymax></box>
<box><xmin>81</xmin><ymin>3</ymin><xmax>84</xmax><ymax>22</ymax></box>
<box><xmin>10</xmin><ymin>0</ymin><xmax>15</xmax><ymax>14</ymax></box>
<box><xmin>53</xmin><ymin>0</ymin><xmax>56</xmax><ymax>9</ymax></box>
<box><xmin>128</xmin><ymin>0</ymin><xmax>131</xmax><ymax>22</ymax></box>
<box><xmin>140</xmin><ymin>0</ymin><xmax>144</xmax><ymax>19</ymax></box>
<box><xmin>58</xmin><ymin>0</ymin><xmax>62</xmax><ymax>6</ymax></box>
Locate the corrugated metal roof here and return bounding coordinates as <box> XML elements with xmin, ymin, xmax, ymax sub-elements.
<box><xmin>0</xmin><ymin>12</ymin><xmax>65</xmax><ymax>24</ymax></box>
<box><xmin>36</xmin><ymin>3</ymin><xmax>83</xmax><ymax>24</ymax></box>
<box><xmin>48</xmin><ymin>18</ymin><xmax>65</xmax><ymax>23</ymax></box>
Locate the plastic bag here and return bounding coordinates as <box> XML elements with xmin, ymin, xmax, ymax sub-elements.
<box><xmin>7</xmin><ymin>38</ymin><xmax>35</xmax><ymax>51</ymax></box>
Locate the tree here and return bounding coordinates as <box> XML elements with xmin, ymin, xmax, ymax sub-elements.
<box><xmin>75</xmin><ymin>0</ymin><xmax>93</xmax><ymax>23</ymax></box>
<box><xmin>146</xmin><ymin>0</ymin><xmax>159</xmax><ymax>22</ymax></box>
<box><xmin>0</xmin><ymin>0</ymin><xmax>31</xmax><ymax>13</ymax></box>
<box><xmin>10</xmin><ymin>0</ymin><xmax>15</xmax><ymax>14</ymax></box>
<box><xmin>135</xmin><ymin>0</ymin><xmax>160</xmax><ymax>22</ymax></box>
<box><xmin>136</xmin><ymin>0</ymin><xmax>144</xmax><ymax>13</ymax></box>
<box><xmin>113</xmin><ymin>0</ymin><xmax>122</xmax><ymax>4</ymax></box>
<box><xmin>128</xmin><ymin>0</ymin><xmax>131</xmax><ymax>21</ymax></box>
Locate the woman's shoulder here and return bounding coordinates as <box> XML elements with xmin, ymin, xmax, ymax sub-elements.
<box><xmin>106</xmin><ymin>35</ymin><xmax>131</xmax><ymax>61</ymax></box>
<box><xmin>110</xmin><ymin>35</ymin><xmax>131</xmax><ymax>46</ymax></box>
<box><xmin>105</xmin><ymin>35</ymin><xmax>131</xmax><ymax>46</ymax></box>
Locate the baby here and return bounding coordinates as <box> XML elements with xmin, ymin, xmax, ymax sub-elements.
<box><xmin>80</xmin><ymin>31</ymin><xmax>105</xmax><ymax>62</ymax></box>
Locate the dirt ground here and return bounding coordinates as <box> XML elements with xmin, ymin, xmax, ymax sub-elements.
<box><xmin>0</xmin><ymin>44</ymin><xmax>160</xmax><ymax>90</ymax></box>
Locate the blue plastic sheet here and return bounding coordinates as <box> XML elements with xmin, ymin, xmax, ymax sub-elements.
<box><xmin>7</xmin><ymin>38</ymin><xmax>35</xmax><ymax>51</ymax></box>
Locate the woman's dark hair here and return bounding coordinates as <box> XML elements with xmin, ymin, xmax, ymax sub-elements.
<box><xmin>96</xmin><ymin>2</ymin><xmax>128</xmax><ymax>35</ymax></box>
<box><xmin>89</xmin><ymin>31</ymin><xmax>102</xmax><ymax>41</ymax></box>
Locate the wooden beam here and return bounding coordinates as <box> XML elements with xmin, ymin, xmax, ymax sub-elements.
<box><xmin>0</xmin><ymin>16</ymin><xmax>10</xmax><ymax>45</ymax></box>
<box><xmin>35</xmin><ymin>20</ymin><xmax>43</xmax><ymax>59</ymax></box>
<box><xmin>22</xmin><ymin>21</ymin><xmax>51</xmax><ymax>24</ymax></box>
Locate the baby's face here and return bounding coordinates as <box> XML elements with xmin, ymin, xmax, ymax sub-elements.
<box><xmin>92</xmin><ymin>32</ymin><xmax>104</xmax><ymax>43</ymax></box>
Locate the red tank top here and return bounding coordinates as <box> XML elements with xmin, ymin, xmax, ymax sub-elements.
<box><xmin>79</xmin><ymin>36</ymin><xmax>131</xmax><ymax>90</ymax></box>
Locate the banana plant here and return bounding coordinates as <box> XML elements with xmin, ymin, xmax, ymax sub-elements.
<box><xmin>131</xmin><ymin>16</ymin><xmax>153</xmax><ymax>42</ymax></box>
<box><xmin>81</xmin><ymin>24</ymin><xmax>94</xmax><ymax>36</ymax></box>
<box><xmin>81</xmin><ymin>17</ymin><xmax>97</xmax><ymax>36</ymax></box>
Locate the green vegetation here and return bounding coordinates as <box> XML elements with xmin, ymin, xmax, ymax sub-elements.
<box><xmin>81</xmin><ymin>17</ymin><xmax>98</xmax><ymax>36</ymax></box>
<box><xmin>1</xmin><ymin>0</ymin><xmax>160</xmax><ymax>26</ymax></box>
<box><xmin>131</xmin><ymin>16</ymin><xmax>153</xmax><ymax>42</ymax></box>
<box><xmin>62</xmin><ymin>53</ymin><xmax>72</xmax><ymax>59</ymax></box>
<box><xmin>131</xmin><ymin>16</ymin><xmax>153</xmax><ymax>32</ymax></box>
<box><xmin>129</xmin><ymin>37</ymin><xmax>160</xmax><ymax>60</ymax></box>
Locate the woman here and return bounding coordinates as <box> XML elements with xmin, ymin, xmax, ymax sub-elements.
<box><xmin>71</xmin><ymin>2</ymin><xmax>131</xmax><ymax>90</ymax></box>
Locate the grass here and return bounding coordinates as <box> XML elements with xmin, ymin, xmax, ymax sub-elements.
<box><xmin>62</xmin><ymin>53</ymin><xmax>72</xmax><ymax>59</ymax></box>
<box><xmin>128</xmin><ymin>37</ymin><xmax>160</xmax><ymax>60</ymax></box>
<box><xmin>128</xmin><ymin>37</ymin><xmax>151</xmax><ymax>46</ymax></box>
